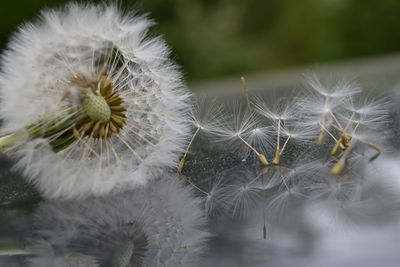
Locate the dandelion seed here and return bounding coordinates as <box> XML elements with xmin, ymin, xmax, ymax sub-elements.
<box><xmin>214</xmin><ymin>104</ymin><xmax>270</xmax><ymax>166</ymax></box>
<box><xmin>178</xmin><ymin>97</ymin><xmax>225</xmax><ymax>173</ymax></box>
<box><xmin>0</xmin><ymin>3</ymin><xmax>192</xmax><ymax>199</ymax></box>
<box><xmin>293</xmin><ymin>74</ymin><xmax>388</xmax><ymax>176</ymax></box>
<box><xmin>296</xmin><ymin>74</ymin><xmax>361</xmax><ymax>145</ymax></box>
<box><xmin>332</xmin><ymin>139</ymin><xmax>358</xmax><ymax>175</ymax></box>
<box><xmin>305</xmin><ymin>73</ymin><xmax>362</xmax><ymax>99</ymax></box>
<box><xmin>253</xmin><ymin>97</ymin><xmax>297</xmax><ymax>165</ymax></box>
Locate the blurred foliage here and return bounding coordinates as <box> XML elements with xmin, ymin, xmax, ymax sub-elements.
<box><xmin>1</xmin><ymin>0</ymin><xmax>400</xmax><ymax>81</ymax></box>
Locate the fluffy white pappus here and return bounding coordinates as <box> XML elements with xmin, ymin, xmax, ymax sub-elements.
<box><xmin>196</xmin><ymin>173</ymin><xmax>231</xmax><ymax>216</ymax></box>
<box><xmin>189</xmin><ymin>96</ymin><xmax>226</xmax><ymax>134</ymax></box>
<box><xmin>340</xmin><ymin>95</ymin><xmax>391</xmax><ymax>131</ymax></box>
<box><xmin>305</xmin><ymin>73</ymin><xmax>362</xmax><ymax>99</ymax></box>
<box><xmin>275</xmin><ymin>122</ymin><xmax>317</xmax><ymax>146</ymax></box>
<box><xmin>242</xmin><ymin>126</ymin><xmax>274</xmax><ymax>156</ymax></box>
<box><xmin>294</xmin><ymin>90</ymin><xmax>340</xmax><ymax>125</ymax></box>
<box><xmin>252</xmin><ymin>96</ymin><xmax>297</xmax><ymax>122</ymax></box>
<box><xmin>224</xmin><ymin>175</ymin><xmax>265</xmax><ymax>218</ymax></box>
<box><xmin>208</xmin><ymin>164</ymin><xmax>309</xmax><ymax>218</ymax></box>
<box><xmin>299</xmin><ymin>156</ymin><xmax>372</xmax><ymax>202</ymax></box>
<box><xmin>0</xmin><ymin>3</ymin><xmax>192</xmax><ymax>199</ymax></box>
<box><xmin>294</xmin><ymin>75</ymin><xmax>361</xmax><ymax>132</ymax></box>
<box><xmin>279</xmin><ymin>156</ymin><xmax>327</xmax><ymax>185</ymax></box>
<box><xmin>27</xmin><ymin>175</ymin><xmax>210</xmax><ymax>267</ymax></box>
<box><xmin>213</xmin><ymin>103</ymin><xmax>258</xmax><ymax>142</ymax></box>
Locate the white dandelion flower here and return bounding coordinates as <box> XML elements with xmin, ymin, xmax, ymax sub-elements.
<box><xmin>27</xmin><ymin>175</ymin><xmax>209</xmax><ymax>267</ymax></box>
<box><xmin>0</xmin><ymin>3</ymin><xmax>192</xmax><ymax>199</ymax></box>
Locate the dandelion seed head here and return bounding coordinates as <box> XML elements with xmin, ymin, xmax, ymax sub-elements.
<box><xmin>0</xmin><ymin>3</ymin><xmax>192</xmax><ymax>199</ymax></box>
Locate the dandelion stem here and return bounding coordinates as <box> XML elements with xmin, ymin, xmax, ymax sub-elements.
<box><xmin>280</xmin><ymin>135</ymin><xmax>291</xmax><ymax>156</ymax></box>
<box><xmin>237</xmin><ymin>134</ymin><xmax>269</xmax><ymax>166</ymax></box>
<box><xmin>329</xmin><ymin>111</ymin><xmax>344</xmax><ymax>130</ymax></box>
<box><xmin>184</xmin><ymin>127</ymin><xmax>200</xmax><ymax>159</ymax></box>
<box><xmin>180</xmin><ymin>174</ymin><xmax>210</xmax><ymax>196</ymax></box>
<box><xmin>344</xmin><ymin>111</ymin><xmax>356</xmax><ymax>132</ymax></box>
<box><xmin>0</xmin><ymin>132</ymin><xmax>24</xmax><ymax>151</ymax></box>
<box><xmin>316</xmin><ymin>129</ymin><xmax>325</xmax><ymax>144</ymax></box>
<box><xmin>0</xmin><ymin>243</ymin><xmax>32</xmax><ymax>256</ymax></box>
<box><xmin>238</xmin><ymin>134</ymin><xmax>259</xmax><ymax>155</ymax></box>
<box><xmin>318</xmin><ymin>122</ymin><xmax>339</xmax><ymax>142</ymax></box>
<box><xmin>178</xmin><ymin>127</ymin><xmax>200</xmax><ymax>172</ymax></box>
<box><xmin>277</xmin><ymin>119</ymin><xmax>281</xmax><ymax>150</ymax></box>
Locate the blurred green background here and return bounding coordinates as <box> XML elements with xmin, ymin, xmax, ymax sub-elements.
<box><xmin>1</xmin><ymin>0</ymin><xmax>400</xmax><ymax>82</ymax></box>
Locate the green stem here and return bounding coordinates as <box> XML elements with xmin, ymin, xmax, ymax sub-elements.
<box><xmin>0</xmin><ymin>110</ymin><xmax>79</xmax><ymax>153</ymax></box>
<box><xmin>0</xmin><ymin>132</ymin><xmax>26</xmax><ymax>151</ymax></box>
<box><xmin>0</xmin><ymin>243</ymin><xmax>32</xmax><ymax>256</ymax></box>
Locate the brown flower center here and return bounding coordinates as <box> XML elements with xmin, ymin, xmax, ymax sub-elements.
<box><xmin>70</xmin><ymin>75</ymin><xmax>127</xmax><ymax>140</ymax></box>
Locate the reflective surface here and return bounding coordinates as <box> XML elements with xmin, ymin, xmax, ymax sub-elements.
<box><xmin>1</xmin><ymin>82</ymin><xmax>399</xmax><ymax>267</ymax></box>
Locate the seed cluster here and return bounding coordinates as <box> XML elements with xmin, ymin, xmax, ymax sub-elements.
<box><xmin>70</xmin><ymin>75</ymin><xmax>127</xmax><ymax>140</ymax></box>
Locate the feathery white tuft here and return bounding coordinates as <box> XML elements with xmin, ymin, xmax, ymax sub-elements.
<box><xmin>0</xmin><ymin>3</ymin><xmax>192</xmax><ymax>199</ymax></box>
<box><xmin>190</xmin><ymin>96</ymin><xmax>225</xmax><ymax>134</ymax></box>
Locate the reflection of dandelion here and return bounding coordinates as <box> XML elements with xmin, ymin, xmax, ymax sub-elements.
<box><xmin>309</xmin><ymin>156</ymin><xmax>400</xmax><ymax>226</ymax></box>
<box><xmin>28</xmin><ymin>176</ymin><xmax>209</xmax><ymax>266</ymax></box>
<box><xmin>224</xmin><ymin>172</ymin><xmax>265</xmax><ymax>217</ymax></box>
<box><xmin>0</xmin><ymin>3</ymin><xmax>191</xmax><ymax>199</ymax></box>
